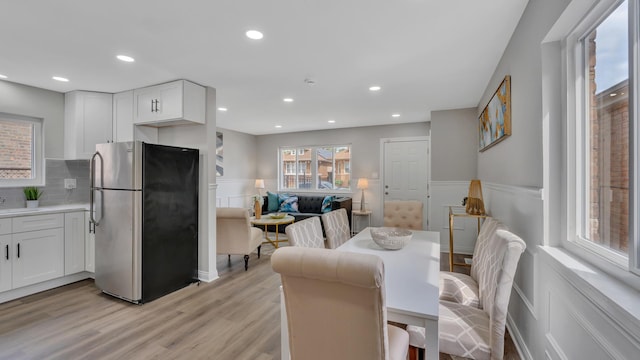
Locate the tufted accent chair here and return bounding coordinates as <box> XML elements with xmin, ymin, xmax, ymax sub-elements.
<box><xmin>271</xmin><ymin>246</ymin><xmax>409</xmax><ymax>360</ymax></box>
<box><xmin>383</xmin><ymin>200</ymin><xmax>423</xmax><ymax>230</ymax></box>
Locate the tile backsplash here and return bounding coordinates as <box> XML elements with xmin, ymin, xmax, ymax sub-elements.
<box><xmin>0</xmin><ymin>159</ymin><xmax>89</xmax><ymax>208</ymax></box>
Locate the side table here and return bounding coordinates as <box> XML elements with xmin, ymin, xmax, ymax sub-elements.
<box><xmin>448</xmin><ymin>206</ymin><xmax>487</xmax><ymax>272</ymax></box>
<box><xmin>351</xmin><ymin>210</ymin><xmax>372</xmax><ymax>236</ymax></box>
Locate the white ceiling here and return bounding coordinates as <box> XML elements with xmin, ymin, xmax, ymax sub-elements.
<box><xmin>0</xmin><ymin>0</ymin><xmax>528</xmax><ymax>135</ymax></box>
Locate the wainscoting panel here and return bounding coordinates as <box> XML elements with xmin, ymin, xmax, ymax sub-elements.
<box><xmin>482</xmin><ymin>182</ymin><xmax>543</xmax><ymax>360</ymax></box>
<box><xmin>542</xmin><ymin>263</ymin><xmax>639</xmax><ymax>360</ymax></box>
<box><xmin>216</xmin><ymin>178</ymin><xmax>255</xmax><ymax>208</ymax></box>
<box><xmin>430</xmin><ymin>181</ymin><xmax>478</xmax><ymax>253</ymax></box>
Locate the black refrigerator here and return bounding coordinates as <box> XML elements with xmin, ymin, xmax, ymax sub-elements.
<box><xmin>90</xmin><ymin>141</ymin><xmax>199</xmax><ymax>303</ymax></box>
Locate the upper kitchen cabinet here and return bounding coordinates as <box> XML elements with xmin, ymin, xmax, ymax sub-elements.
<box><xmin>133</xmin><ymin>80</ymin><xmax>205</xmax><ymax>126</ymax></box>
<box><xmin>113</xmin><ymin>91</ymin><xmax>158</xmax><ymax>143</ymax></box>
<box><xmin>64</xmin><ymin>91</ymin><xmax>113</xmax><ymax>159</ymax></box>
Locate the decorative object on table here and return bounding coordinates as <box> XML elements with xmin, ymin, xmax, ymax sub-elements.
<box><xmin>479</xmin><ymin>75</ymin><xmax>511</xmax><ymax>152</ymax></box>
<box><xmin>23</xmin><ymin>186</ymin><xmax>42</xmax><ymax>208</ymax></box>
<box><xmin>357</xmin><ymin>178</ymin><xmax>369</xmax><ymax>211</ymax></box>
<box><xmin>270</xmin><ymin>212</ymin><xmax>286</xmax><ymax>219</ymax></box>
<box><xmin>255</xmin><ymin>178</ymin><xmax>265</xmax><ymax>196</ymax></box>
<box><xmin>465</xmin><ymin>179</ymin><xmax>485</xmax><ymax>215</ymax></box>
<box><xmin>252</xmin><ymin>194</ymin><xmax>264</xmax><ymax>219</ymax></box>
<box><xmin>370</xmin><ymin>227</ymin><xmax>412</xmax><ymax>250</ymax></box>
<box><xmin>216</xmin><ymin>131</ymin><xmax>224</xmax><ymax>176</ymax></box>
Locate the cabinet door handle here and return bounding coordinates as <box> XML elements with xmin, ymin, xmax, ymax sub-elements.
<box><xmin>151</xmin><ymin>99</ymin><xmax>154</xmax><ymax>112</ymax></box>
<box><xmin>4</xmin><ymin>244</ymin><xmax>7</xmax><ymax>260</ymax></box>
<box><xmin>17</xmin><ymin>243</ymin><xmax>20</xmax><ymax>258</ymax></box>
<box><xmin>154</xmin><ymin>99</ymin><xmax>159</xmax><ymax>112</ymax></box>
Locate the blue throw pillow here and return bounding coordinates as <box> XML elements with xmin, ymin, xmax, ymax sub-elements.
<box><xmin>321</xmin><ymin>195</ymin><xmax>334</xmax><ymax>213</ymax></box>
<box><xmin>267</xmin><ymin>191</ymin><xmax>280</xmax><ymax>212</ymax></box>
<box><xmin>279</xmin><ymin>195</ymin><xmax>299</xmax><ymax>213</ymax></box>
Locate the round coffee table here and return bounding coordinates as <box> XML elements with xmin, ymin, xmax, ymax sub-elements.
<box><xmin>250</xmin><ymin>215</ymin><xmax>295</xmax><ymax>248</ymax></box>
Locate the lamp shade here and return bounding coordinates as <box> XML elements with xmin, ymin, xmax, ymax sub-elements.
<box><xmin>357</xmin><ymin>178</ymin><xmax>369</xmax><ymax>189</ymax></box>
<box><xmin>255</xmin><ymin>179</ymin><xmax>265</xmax><ymax>189</ymax></box>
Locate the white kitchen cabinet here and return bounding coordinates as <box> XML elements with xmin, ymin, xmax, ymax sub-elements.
<box><xmin>133</xmin><ymin>80</ymin><xmax>205</xmax><ymax>126</ymax></box>
<box><xmin>8</xmin><ymin>213</ymin><xmax>65</xmax><ymax>289</ymax></box>
<box><xmin>0</xmin><ymin>234</ymin><xmax>11</xmax><ymax>293</ymax></box>
<box><xmin>11</xmin><ymin>228</ymin><xmax>64</xmax><ymax>288</ymax></box>
<box><xmin>64</xmin><ymin>91</ymin><xmax>113</xmax><ymax>159</ymax></box>
<box><xmin>113</xmin><ymin>90</ymin><xmax>158</xmax><ymax>143</ymax></box>
<box><xmin>84</xmin><ymin>212</ymin><xmax>95</xmax><ymax>273</ymax></box>
<box><xmin>64</xmin><ymin>212</ymin><xmax>85</xmax><ymax>275</ymax></box>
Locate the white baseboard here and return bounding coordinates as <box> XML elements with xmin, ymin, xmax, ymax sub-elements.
<box><xmin>507</xmin><ymin>313</ymin><xmax>534</xmax><ymax>360</ymax></box>
<box><xmin>198</xmin><ymin>270</ymin><xmax>219</xmax><ymax>283</ymax></box>
<box><xmin>0</xmin><ymin>272</ymin><xmax>92</xmax><ymax>304</ymax></box>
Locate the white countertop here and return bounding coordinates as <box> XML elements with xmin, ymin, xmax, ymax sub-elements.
<box><xmin>0</xmin><ymin>204</ymin><xmax>89</xmax><ymax>218</ymax></box>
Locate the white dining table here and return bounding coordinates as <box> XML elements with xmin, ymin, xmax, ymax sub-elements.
<box><xmin>280</xmin><ymin>227</ymin><xmax>440</xmax><ymax>359</ymax></box>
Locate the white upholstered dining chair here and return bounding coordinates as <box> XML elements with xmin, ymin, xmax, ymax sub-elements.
<box><xmin>321</xmin><ymin>208</ymin><xmax>351</xmax><ymax>249</ymax></box>
<box><xmin>216</xmin><ymin>207</ymin><xmax>263</xmax><ymax>271</ymax></box>
<box><xmin>407</xmin><ymin>226</ymin><xmax>526</xmax><ymax>360</ymax></box>
<box><xmin>271</xmin><ymin>246</ymin><xmax>409</xmax><ymax>360</ymax></box>
<box><xmin>383</xmin><ymin>200</ymin><xmax>423</xmax><ymax>230</ymax></box>
<box><xmin>285</xmin><ymin>216</ymin><xmax>325</xmax><ymax>248</ymax></box>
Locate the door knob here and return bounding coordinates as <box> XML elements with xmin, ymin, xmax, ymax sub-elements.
<box><xmin>385</xmin><ymin>192</ymin><xmax>388</xmax><ymax>195</ymax></box>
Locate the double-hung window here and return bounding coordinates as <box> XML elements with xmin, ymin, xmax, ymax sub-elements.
<box><xmin>0</xmin><ymin>113</ymin><xmax>44</xmax><ymax>187</ymax></box>
<box><xmin>279</xmin><ymin>145</ymin><xmax>351</xmax><ymax>191</ymax></box>
<box><xmin>568</xmin><ymin>0</ymin><xmax>639</xmax><ymax>272</ymax></box>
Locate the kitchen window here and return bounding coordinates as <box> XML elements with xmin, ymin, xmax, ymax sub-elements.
<box><xmin>279</xmin><ymin>145</ymin><xmax>351</xmax><ymax>191</ymax></box>
<box><xmin>565</xmin><ymin>0</ymin><xmax>639</xmax><ymax>271</ymax></box>
<box><xmin>0</xmin><ymin>113</ymin><xmax>44</xmax><ymax>187</ymax></box>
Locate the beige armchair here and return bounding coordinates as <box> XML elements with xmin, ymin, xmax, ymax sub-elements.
<box><xmin>383</xmin><ymin>200</ymin><xmax>423</xmax><ymax>230</ymax></box>
<box><xmin>408</xmin><ymin>227</ymin><xmax>526</xmax><ymax>360</ymax></box>
<box><xmin>216</xmin><ymin>207</ymin><xmax>263</xmax><ymax>271</ymax></box>
<box><xmin>271</xmin><ymin>246</ymin><xmax>409</xmax><ymax>360</ymax></box>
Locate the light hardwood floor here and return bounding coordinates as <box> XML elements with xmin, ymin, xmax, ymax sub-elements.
<box><xmin>0</xmin><ymin>248</ymin><xmax>519</xmax><ymax>360</ymax></box>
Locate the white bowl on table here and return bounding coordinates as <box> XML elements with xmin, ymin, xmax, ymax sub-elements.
<box><xmin>370</xmin><ymin>227</ymin><xmax>412</xmax><ymax>250</ymax></box>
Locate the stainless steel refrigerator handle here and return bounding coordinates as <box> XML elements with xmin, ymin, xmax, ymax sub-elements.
<box><xmin>90</xmin><ymin>151</ymin><xmax>104</xmax><ymax>226</ymax></box>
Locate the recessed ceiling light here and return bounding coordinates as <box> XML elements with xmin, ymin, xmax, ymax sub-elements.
<box><xmin>218</xmin><ymin>107</ymin><xmax>228</xmax><ymax>112</ymax></box>
<box><xmin>246</xmin><ymin>30</ymin><xmax>264</xmax><ymax>40</ymax></box>
<box><xmin>283</xmin><ymin>98</ymin><xmax>294</xmax><ymax>103</ymax></box>
<box><xmin>369</xmin><ymin>85</ymin><xmax>381</xmax><ymax>91</ymax></box>
<box><xmin>610</xmin><ymin>93</ymin><xmax>617</xmax><ymax>97</ymax></box>
<box><xmin>392</xmin><ymin>114</ymin><xmax>401</xmax><ymax>118</ymax></box>
<box><xmin>275</xmin><ymin>125</ymin><xmax>282</xmax><ymax>128</ymax></box>
<box><xmin>0</xmin><ymin>74</ymin><xmax>7</xmax><ymax>79</ymax></box>
<box><xmin>116</xmin><ymin>55</ymin><xmax>135</xmax><ymax>62</ymax></box>
<box><xmin>52</xmin><ymin>76</ymin><xmax>69</xmax><ymax>82</ymax></box>
<box><xmin>328</xmin><ymin>120</ymin><xmax>336</xmax><ymax>124</ymax></box>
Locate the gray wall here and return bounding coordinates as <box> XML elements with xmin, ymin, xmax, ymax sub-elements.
<box><xmin>0</xmin><ymin>80</ymin><xmax>65</xmax><ymax>159</ymax></box>
<box><xmin>431</xmin><ymin>108</ymin><xmax>477</xmax><ymax>181</ymax></box>
<box><xmin>255</xmin><ymin>122</ymin><xmax>430</xmax><ymax>182</ymax></box>
<box><xmin>215</xmin><ymin>127</ymin><xmax>257</xmax><ymax>180</ymax></box>
<box><xmin>476</xmin><ymin>0</ymin><xmax>570</xmax><ymax>188</ymax></box>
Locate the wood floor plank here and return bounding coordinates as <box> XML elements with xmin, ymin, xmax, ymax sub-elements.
<box><xmin>0</xmin><ymin>249</ymin><xmax>519</xmax><ymax>360</ymax></box>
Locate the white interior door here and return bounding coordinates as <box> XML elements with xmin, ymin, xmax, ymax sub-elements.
<box><xmin>382</xmin><ymin>138</ymin><xmax>430</xmax><ymax>229</ymax></box>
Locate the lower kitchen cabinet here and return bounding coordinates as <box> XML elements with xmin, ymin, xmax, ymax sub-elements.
<box><xmin>12</xmin><ymin>228</ymin><xmax>64</xmax><ymax>288</ymax></box>
<box><xmin>0</xmin><ymin>234</ymin><xmax>11</xmax><ymax>293</ymax></box>
<box><xmin>64</xmin><ymin>212</ymin><xmax>85</xmax><ymax>275</ymax></box>
<box><xmin>84</xmin><ymin>212</ymin><xmax>95</xmax><ymax>273</ymax></box>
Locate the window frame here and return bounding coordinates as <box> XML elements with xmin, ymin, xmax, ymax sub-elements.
<box><xmin>0</xmin><ymin>112</ymin><xmax>45</xmax><ymax>188</ymax></box>
<box><xmin>564</xmin><ymin>0</ymin><xmax>639</xmax><ymax>273</ymax></box>
<box><xmin>278</xmin><ymin>144</ymin><xmax>352</xmax><ymax>193</ymax></box>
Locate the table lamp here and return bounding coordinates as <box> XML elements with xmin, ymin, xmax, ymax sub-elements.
<box><xmin>255</xmin><ymin>179</ymin><xmax>265</xmax><ymax>196</ymax></box>
<box><xmin>357</xmin><ymin>178</ymin><xmax>368</xmax><ymax>211</ymax></box>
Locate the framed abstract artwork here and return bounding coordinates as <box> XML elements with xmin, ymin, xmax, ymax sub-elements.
<box><xmin>479</xmin><ymin>75</ymin><xmax>511</xmax><ymax>152</ymax></box>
